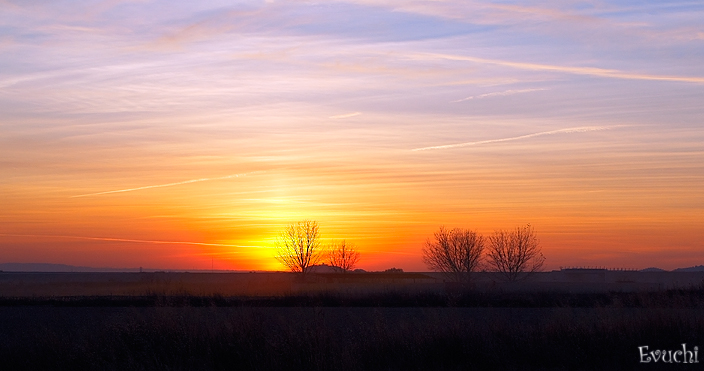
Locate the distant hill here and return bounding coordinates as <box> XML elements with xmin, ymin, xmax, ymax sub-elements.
<box><xmin>0</xmin><ymin>263</ymin><xmax>248</xmax><ymax>273</ymax></box>
<box><xmin>673</xmin><ymin>265</ymin><xmax>704</xmax><ymax>272</ymax></box>
<box><xmin>640</xmin><ymin>267</ymin><xmax>667</xmax><ymax>272</ymax></box>
<box><xmin>0</xmin><ymin>263</ymin><xmax>138</xmax><ymax>272</ymax></box>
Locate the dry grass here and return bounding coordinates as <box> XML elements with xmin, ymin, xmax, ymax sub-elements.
<box><xmin>2</xmin><ymin>273</ymin><xmax>704</xmax><ymax>369</ymax></box>
<box><xmin>1</xmin><ymin>306</ymin><xmax>702</xmax><ymax>370</ymax></box>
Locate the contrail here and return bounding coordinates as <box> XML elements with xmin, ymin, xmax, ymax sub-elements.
<box><xmin>412</xmin><ymin>126</ymin><xmax>617</xmax><ymax>151</ymax></box>
<box><xmin>329</xmin><ymin>112</ymin><xmax>362</xmax><ymax>119</ymax></box>
<box><xmin>0</xmin><ymin>233</ymin><xmax>250</xmax><ymax>249</ymax></box>
<box><xmin>451</xmin><ymin>88</ymin><xmax>546</xmax><ymax>103</ymax></box>
<box><xmin>419</xmin><ymin>53</ymin><xmax>704</xmax><ymax>84</ymax></box>
<box><xmin>71</xmin><ymin>171</ymin><xmax>262</xmax><ymax>198</ymax></box>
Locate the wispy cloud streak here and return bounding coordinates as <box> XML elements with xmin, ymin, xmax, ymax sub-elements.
<box><xmin>329</xmin><ymin>112</ymin><xmax>362</xmax><ymax>119</ymax></box>
<box><xmin>451</xmin><ymin>88</ymin><xmax>546</xmax><ymax>103</ymax></box>
<box><xmin>0</xmin><ymin>233</ymin><xmax>250</xmax><ymax>248</ymax></box>
<box><xmin>71</xmin><ymin>171</ymin><xmax>262</xmax><ymax>198</ymax></box>
<box><xmin>412</xmin><ymin>126</ymin><xmax>619</xmax><ymax>151</ymax></box>
<box><xmin>422</xmin><ymin>53</ymin><xmax>704</xmax><ymax>84</ymax></box>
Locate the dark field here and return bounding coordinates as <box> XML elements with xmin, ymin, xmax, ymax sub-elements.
<box><xmin>1</xmin><ymin>272</ymin><xmax>704</xmax><ymax>370</ymax></box>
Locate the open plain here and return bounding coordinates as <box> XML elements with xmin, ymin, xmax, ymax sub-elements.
<box><xmin>1</xmin><ymin>271</ymin><xmax>703</xmax><ymax>370</ymax></box>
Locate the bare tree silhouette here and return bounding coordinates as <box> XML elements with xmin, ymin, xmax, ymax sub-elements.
<box><xmin>422</xmin><ymin>226</ymin><xmax>484</xmax><ymax>283</ymax></box>
<box><xmin>328</xmin><ymin>240</ymin><xmax>360</xmax><ymax>272</ymax></box>
<box><xmin>275</xmin><ymin>220</ymin><xmax>322</xmax><ymax>274</ymax></box>
<box><xmin>486</xmin><ymin>224</ymin><xmax>545</xmax><ymax>282</ymax></box>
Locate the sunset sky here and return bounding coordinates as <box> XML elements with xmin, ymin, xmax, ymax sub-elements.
<box><xmin>1</xmin><ymin>0</ymin><xmax>703</xmax><ymax>271</ymax></box>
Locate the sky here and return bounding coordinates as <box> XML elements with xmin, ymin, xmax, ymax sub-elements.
<box><xmin>1</xmin><ymin>0</ymin><xmax>703</xmax><ymax>271</ymax></box>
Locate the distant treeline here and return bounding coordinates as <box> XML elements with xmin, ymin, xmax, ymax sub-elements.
<box><xmin>2</xmin><ymin>286</ymin><xmax>704</xmax><ymax>308</ymax></box>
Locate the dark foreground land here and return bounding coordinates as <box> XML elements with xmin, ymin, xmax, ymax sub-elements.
<box><xmin>1</xmin><ymin>272</ymin><xmax>704</xmax><ymax>370</ymax></box>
